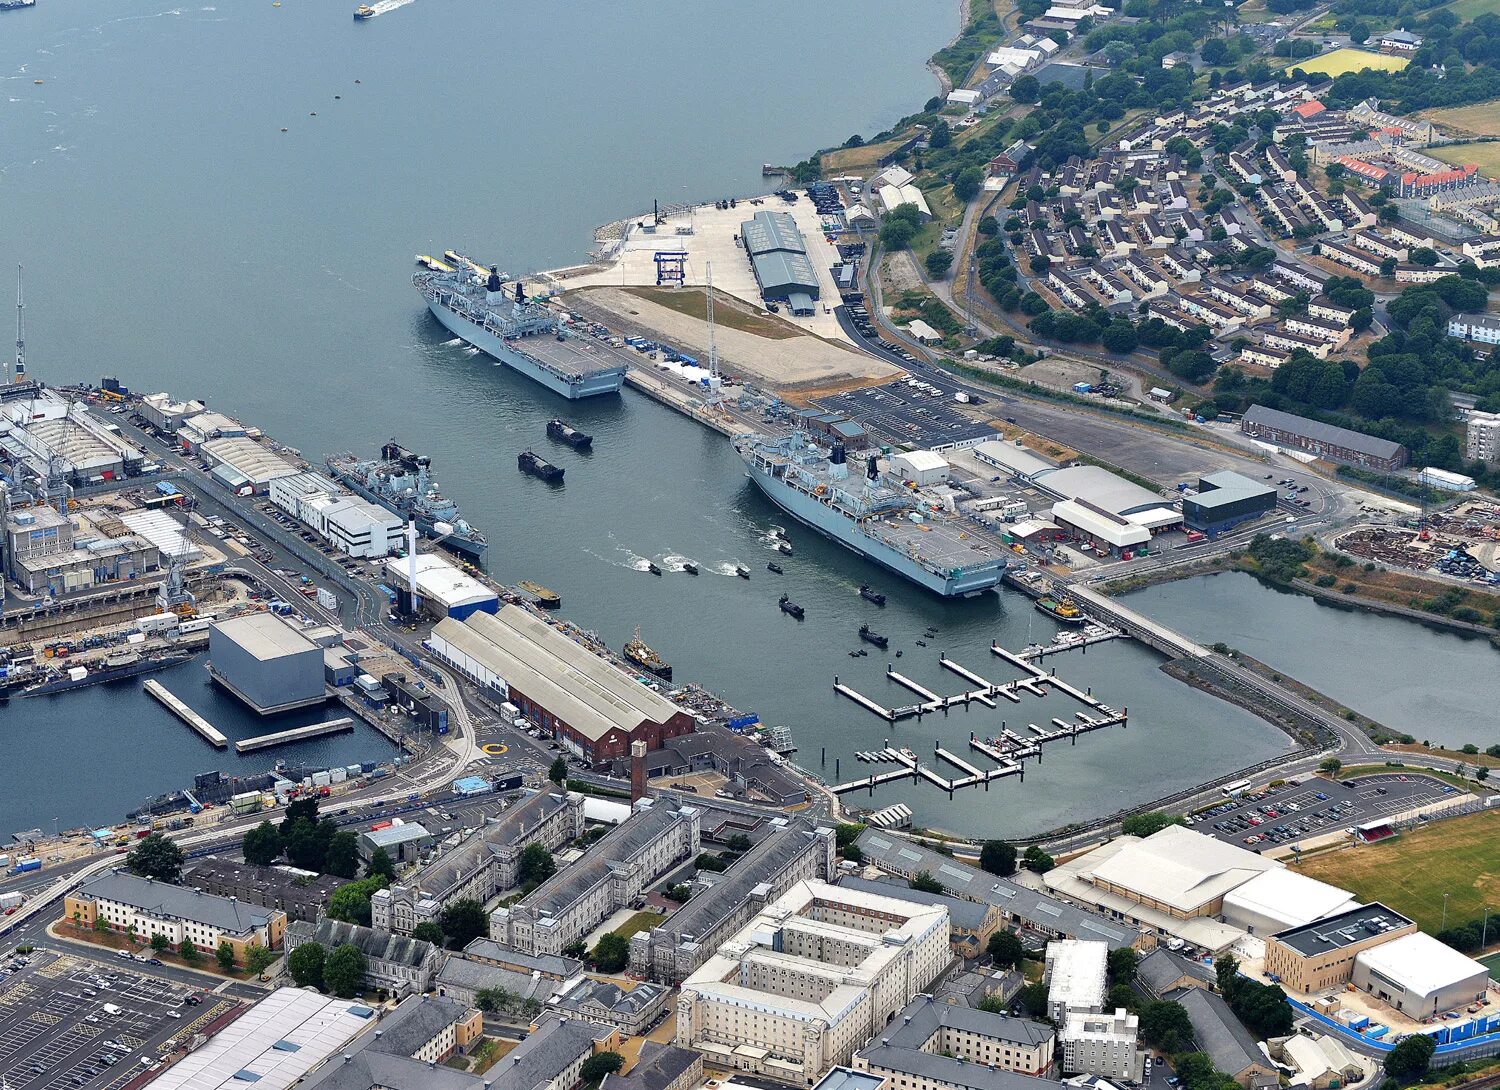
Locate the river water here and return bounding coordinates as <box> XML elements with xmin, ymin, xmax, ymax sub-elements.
<box><xmin>1</xmin><ymin>0</ymin><xmax>1292</xmax><ymax>838</ymax></box>
<box><xmin>1126</xmin><ymin>572</ymin><xmax>1500</xmax><ymax>752</ymax></box>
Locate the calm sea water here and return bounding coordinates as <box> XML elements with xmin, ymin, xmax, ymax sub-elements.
<box><xmin>0</xmin><ymin>0</ymin><xmax>1292</xmax><ymax>837</ymax></box>
<box><xmin>1126</xmin><ymin>572</ymin><xmax>1500</xmax><ymax>751</ymax></box>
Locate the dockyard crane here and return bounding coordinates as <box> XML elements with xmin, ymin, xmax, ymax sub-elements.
<box><xmin>12</xmin><ymin>264</ymin><xmax>23</xmax><ymax>384</ymax></box>
<box><xmin>704</xmin><ymin>261</ymin><xmax>723</xmax><ymax>409</ymax></box>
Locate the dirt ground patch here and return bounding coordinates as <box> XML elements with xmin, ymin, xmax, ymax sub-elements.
<box><xmin>652</xmin><ymin>770</ymin><xmax>727</xmax><ymax>795</ymax></box>
<box><xmin>1418</xmin><ymin>100</ymin><xmax>1500</xmax><ymax>137</ymax></box>
<box><xmin>883</xmin><ymin>251</ymin><xmax>927</xmax><ymax>295</ymax></box>
<box><xmin>823</xmin><ymin>135</ymin><xmax>912</xmax><ymax>176</ymax></box>
<box><xmin>566</xmin><ymin>286</ymin><xmax>898</xmax><ymax>393</ymax></box>
<box><xmin>625</xmin><ymin>287</ymin><xmax>799</xmax><ymax>339</ymax></box>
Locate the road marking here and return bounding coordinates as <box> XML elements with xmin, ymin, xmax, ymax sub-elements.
<box><xmin>27</xmin><ymin>1012</ymin><xmax>60</xmax><ymax>1025</ymax></box>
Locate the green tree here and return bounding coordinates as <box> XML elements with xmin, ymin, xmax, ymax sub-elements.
<box><xmin>979</xmin><ymin>840</ymin><xmax>1017</xmax><ymax>877</ymax></box>
<box><xmin>518</xmin><ymin>842</ymin><xmax>556</xmax><ymax>889</ymax></box>
<box><xmin>1319</xmin><ymin>758</ymin><xmax>1342</xmax><ymax>775</ymax></box>
<box><xmin>1380</xmin><ymin>256</ymin><xmax>1398</xmax><ymax>276</ymax></box>
<box><xmin>246</xmin><ymin>945</ymin><xmax>276</xmax><ymax>975</ymax></box>
<box><xmin>726</xmin><ymin>834</ymin><xmax>752</xmax><ymax>854</ymax></box>
<box><xmin>439</xmin><ymin>899</ymin><xmax>487</xmax><ymax>949</ymax></box>
<box><xmin>1120</xmin><ymin>812</ymin><xmax>1185</xmax><ymax>838</ymax></box>
<box><xmin>179</xmin><ymin>939</ymin><xmax>200</xmax><ymax>964</ymax></box>
<box><xmin>411</xmin><ymin>922</ymin><xmax>445</xmax><ymax>946</ymax></box>
<box><xmin>562</xmin><ymin>939</ymin><xmax>588</xmax><ymax>960</ymax></box>
<box><xmin>126</xmin><ymin>833</ymin><xmax>185</xmax><ymax>883</ymax></box>
<box><xmin>591</xmin><ymin>932</ymin><xmax>631</xmax><ymax>973</ymax></box>
<box><xmin>987</xmin><ymin>929</ymin><xmax>1024</xmax><ymax>969</ymax></box>
<box><xmin>910</xmin><ymin>871</ymin><xmax>945</xmax><ymax>894</ymax></box>
<box><xmin>1386</xmin><ymin>1034</ymin><xmax>1436</xmax><ymax>1080</ymax></box>
<box><xmin>881</xmin><ymin>215</ymin><xmax>918</xmax><ymax>251</ymax></box>
<box><xmin>1410</xmin><ymin>247</ymin><xmax>1439</xmax><ymax>267</ymax></box>
<box><xmin>150</xmin><ymin>933</ymin><xmax>170</xmax><ymax>953</ymax></box>
<box><xmin>1010</xmin><ymin>75</ymin><xmax>1040</xmax><ymax>103</ymax></box>
<box><xmin>1139</xmin><ymin>1000</ymin><xmax>1193</xmax><ymax>1051</ymax></box>
<box><xmin>929</xmin><ymin>120</ymin><xmax>952</xmax><ymax>149</ymax></box>
<box><xmin>288</xmin><ymin>942</ymin><xmax>326</xmax><ymax>988</ymax></box>
<box><xmin>242</xmin><ymin>821</ymin><xmax>283</xmax><ymax>867</ymax></box>
<box><xmin>1022</xmin><ymin>845</ymin><xmax>1054</xmax><ymax>874</ymax></box>
<box><xmin>1100</xmin><ymin>320</ymin><xmax>1139</xmax><ymax>354</ymax></box>
<box><xmin>323</xmin><ymin>831</ymin><xmax>361</xmax><ymax>880</ymax></box>
<box><xmin>1107</xmin><ymin>946</ymin><xmax>1139</xmax><ymax>983</ymax></box>
<box><xmin>281</xmin><ymin>796</ymin><xmax>320</xmax><ymax>833</ymax></box>
<box><xmin>216</xmin><ymin>941</ymin><xmax>237</xmax><ymax>973</ymax></box>
<box><xmin>953</xmin><ymin>167</ymin><xmax>983</xmax><ymax>203</ymax></box>
<box><xmin>326</xmin><ymin>875</ymin><xmax>389</xmax><ymax>928</ymax></box>
<box><xmin>1016</xmin><ymin>980</ymin><xmax>1049</xmax><ymax>1018</ymax></box>
<box><xmin>548</xmin><ymin>757</ymin><xmax>568</xmax><ymax>785</ymax></box>
<box><xmin>323</xmin><ymin>943</ymin><xmax>367</xmax><ymax>998</ymax></box>
<box><xmin>1108</xmin><ymin>982</ymin><xmax>1139</xmax><ymax>1013</ymax></box>
<box><xmin>696</xmin><ymin>852</ymin><xmax>728</xmax><ymax>872</ymax></box>
<box><xmin>365</xmin><ymin>846</ymin><xmax>397</xmax><ymax>882</ymax></box>
<box><xmin>834</xmin><ymin>823</ymin><xmax>865</xmax><ymax>851</ymax></box>
<box><xmin>925</xmin><ymin>250</ymin><xmax>954</xmax><ymax>279</ymax></box>
<box><xmin>580</xmin><ymin>1052</ymin><xmax>625</xmax><ymax>1086</ymax></box>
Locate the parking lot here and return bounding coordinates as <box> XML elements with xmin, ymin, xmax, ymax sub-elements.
<box><xmin>814</xmin><ymin>378</ymin><xmax>997</xmax><ymax>449</ymax></box>
<box><xmin>0</xmin><ymin>951</ymin><xmax>233</xmax><ymax>1090</ymax></box>
<box><xmin>1189</xmin><ymin>773</ymin><xmax>1460</xmax><ymax>850</ymax></box>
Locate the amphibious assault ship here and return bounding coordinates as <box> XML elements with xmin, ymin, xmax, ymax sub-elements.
<box><xmin>326</xmin><ymin>441</ymin><xmax>487</xmax><ymax>561</ymax></box>
<box><xmin>735</xmin><ymin>433</ymin><xmax>1007</xmax><ymax>598</ymax></box>
<box><xmin>415</xmin><ymin>264</ymin><xmax>626</xmax><ymax>399</ymax></box>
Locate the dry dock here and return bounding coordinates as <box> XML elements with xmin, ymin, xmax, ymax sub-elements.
<box><xmin>236</xmin><ymin>717</ymin><xmax>354</xmax><ymax>753</ymax></box>
<box><xmin>144</xmin><ymin>680</ymin><xmax>228</xmax><ymax>749</ymax></box>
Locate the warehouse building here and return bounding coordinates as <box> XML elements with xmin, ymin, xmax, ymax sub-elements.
<box><xmin>677</xmin><ymin>879</ymin><xmax>950</xmax><ymax>1084</ymax></box>
<box><xmin>1034</xmin><ymin>465</ymin><xmax>1182</xmax><ymax>531</ymax></box>
<box><xmin>1219</xmin><ymin>869</ymin><xmax>1359</xmax><ymax>937</ymax></box>
<box><xmin>428</xmin><ymin>606</ymin><xmax>696</xmax><ymax>763</ymax></box>
<box><xmin>1352</xmin><ymin>932</ymin><xmax>1490</xmax><ymax>1019</ymax></box>
<box><xmin>1183</xmin><ymin>471</ymin><xmax>1279</xmax><ymax>535</ymax></box>
<box><xmin>891</xmin><ymin>450</ymin><xmax>951</xmax><ymax>487</ymax></box>
<box><xmin>140</xmin><ymin>392</ymin><xmax>206</xmax><ymax>434</ymax></box>
<box><xmin>200</xmin><ymin>435</ymin><xmax>301</xmax><ymax>494</ymax></box>
<box><xmin>741</xmin><ymin>210</ymin><xmax>820</xmax><ymax>314</ymax></box>
<box><xmin>118</xmin><ymin>508</ymin><xmax>202</xmax><ymax>562</ymax></box>
<box><xmin>0</xmin><ymin>391</ymin><xmax>145</xmax><ymax>484</ymax></box>
<box><xmin>208</xmin><ymin>613</ymin><xmax>327</xmax><ymax>714</ymax></box>
<box><xmin>384</xmin><ymin>552</ymin><xmax>498</xmax><ymax>620</ymax></box>
<box><xmin>1242</xmin><ymin>405</ymin><xmax>1408</xmax><ymax>470</ymax></box>
<box><xmin>1263</xmin><ymin>904</ymin><xmax>1418</xmax><ymax>995</ymax></box>
<box><xmin>5</xmin><ymin>504</ymin><xmax>161</xmax><ymax>595</ymax></box>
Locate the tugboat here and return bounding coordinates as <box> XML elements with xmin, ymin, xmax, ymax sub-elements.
<box><xmin>353</xmin><ymin>4</ymin><xmax>375</xmax><ymax>18</ymax></box>
<box><xmin>735</xmin><ymin>564</ymin><xmax>751</xmax><ymax>579</ymax></box>
<box><xmin>518</xmin><ymin>450</ymin><xmax>564</xmax><ymax>482</ymax></box>
<box><xmin>623</xmin><ymin>627</ymin><xmax>672</xmax><ymax>681</ymax></box>
<box><xmin>681</xmin><ymin>560</ymin><xmax>699</xmax><ymax>575</ymax></box>
<box><xmin>1035</xmin><ymin>595</ymin><xmax>1087</xmax><ymax>626</ymax></box>
<box><xmin>517</xmin><ymin>581</ymin><xmax>561</xmax><ymax>609</ymax></box>
<box><xmin>778</xmin><ymin>594</ymin><xmax>805</xmax><ymax>619</ymax></box>
<box><xmin>859</xmin><ymin>584</ymin><xmax>886</xmax><ymax>606</ymax></box>
<box><xmin>546</xmin><ymin>419</ymin><xmax>593</xmax><ymax>451</ymax></box>
<box><xmin>858</xmin><ymin>625</ymin><xmax>888</xmax><ymax>649</ymax></box>
<box><xmin>767</xmin><ymin>562</ymin><xmax>783</xmax><ymax>574</ymax></box>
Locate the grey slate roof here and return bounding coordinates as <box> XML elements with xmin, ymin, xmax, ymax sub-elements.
<box><xmin>1137</xmin><ymin>948</ymin><xmax>1215</xmax><ymax>996</ymax></box>
<box><xmin>484</xmin><ymin>1015</ymin><xmax>613</xmax><ymax>1089</ymax></box>
<box><xmin>838</xmin><ymin>875</ymin><xmax>993</xmax><ymax>932</ymax></box>
<box><xmin>656</xmin><ymin>818</ymin><xmax>819</xmax><ymax>943</ymax></box>
<box><xmin>1167</xmin><ymin>986</ymin><xmax>1270</xmax><ymax>1077</ymax></box>
<box><xmin>79</xmin><ymin>871</ymin><xmax>272</xmax><ymax>935</ymax></box>
<box><xmin>550</xmin><ymin>977</ymin><xmax>667</xmax><ymax>1017</ymax></box>
<box><xmin>600</xmin><ymin>1043</ymin><xmax>700</xmax><ymax>1090</ymax></box>
<box><xmin>517</xmin><ymin>801</ymin><xmax>691</xmax><ymax>918</ymax></box>
<box><xmin>1242</xmin><ymin>405</ymin><xmax>1404</xmax><ymax>461</ymax></box>
<box><xmin>287</xmin><ymin>918</ymin><xmax>436</xmax><ymax>969</ymax></box>
<box><xmin>411</xmin><ymin>790</ymin><xmax>569</xmax><ymax>901</ymax></box>
<box><xmin>858</xmin><ymin>1044</ymin><xmax>1054</xmax><ymax>1090</ymax></box>
<box><xmin>302</xmin><ymin>995</ymin><xmax>480</xmax><ymax>1090</ymax></box>
<box><xmin>460</xmin><ymin>938</ymin><xmax>582</xmax><ymax>979</ymax></box>
<box><xmin>856</xmin><ymin>831</ymin><xmax>1140</xmax><ymax>949</ymax></box>
<box><xmin>880</xmin><ymin>994</ymin><xmax>1055</xmax><ymax>1051</ymax></box>
<box><xmin>434</xmin><ymin>957</ymin><xmax>557</xmax><ymax>1002</ymax></box>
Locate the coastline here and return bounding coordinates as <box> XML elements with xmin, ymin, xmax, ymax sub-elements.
<box><xmin>926</xmin><ymin>0</ymin><xmax>970</xmax><ymax>95</ymax></box>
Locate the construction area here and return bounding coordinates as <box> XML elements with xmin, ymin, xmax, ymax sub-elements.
<box><xmin>1334</xmin><ymin>501</ymin><xmax>1500</xmax><ymax>582</ymax></box>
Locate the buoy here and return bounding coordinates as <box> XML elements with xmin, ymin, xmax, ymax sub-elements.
<box><xmin>310</xmin><ymin>112</ymin><xmax>317</xmax><ymax>116</ymax></box>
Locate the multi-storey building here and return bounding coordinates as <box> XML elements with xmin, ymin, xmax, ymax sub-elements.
<box><xmin>492</xmin><ymin>799</ymin><xmax>699</xmax><ymax>956</ymax></box>
<box><xmin>1465</xmin><ymin>409</ymin><xmax>1500</xmax><ymax>464</ymax></box>
<box><xmin>64</xmin><ymin>871</ymin><xmax>285</xmax><ymax>964</ymax></box>
<box><xmin>854</xmin><ymin>996</ymin><xmax>1056</xmax><ymax>1087</ymax></box>
<box><xmin>1060</xmin><ymin>1009</ymin><xmax>1142</xmax><ymax>1080</ymax></box>
<box><xmin>372</xmin><ymin>790</ymin><xmax>584</xmax><ymax>934</ymax></box>
<box><xmin>677</xmin><ymin>880</ymin><xmax>950</xmax><ymax>1085</ymax></box>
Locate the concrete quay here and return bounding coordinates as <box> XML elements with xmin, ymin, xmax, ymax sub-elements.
<box><xmin>143</xmin><ymin>680</ymin><xmax>228</xmax><ymax>748</ymax></box>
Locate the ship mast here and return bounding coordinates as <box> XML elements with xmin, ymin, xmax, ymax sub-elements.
<box><xmin>12</xmin><ymin>264</ymin><xmax>24</xmax><ymax>384</ymax></box>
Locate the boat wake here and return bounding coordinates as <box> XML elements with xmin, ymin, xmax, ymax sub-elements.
<box><xmin>661</xmin><ymin>554</ymin><xmax>695</xmax><ymax>573</ymax></box>
<box><xmin>367</xmin><ymin>0</ymin><xmax>414</xmax><ymax>14</ymax></box>
<box><xmin>441</xmin><ymin>337</ymin><xmax>463</xmax><ymax>347</ymax></box>
<box><xmin>712</xmin><ymin>562</ymin><xmax>743</xmax><ymax>576</ymax></box>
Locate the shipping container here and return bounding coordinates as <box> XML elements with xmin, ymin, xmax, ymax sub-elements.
<box><xmin>9</xmin><ymin>859</ymin><xmax>41</xmax><ymax>874</ymax></box>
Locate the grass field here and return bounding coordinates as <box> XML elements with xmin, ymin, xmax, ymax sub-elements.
<box><xmin>1290</xmin><ymin>811</ymin><xmax>1499</xmax><ymax>933</ymax></box>
<box><xmin>1444</xmin><ymin>0</ymin><xmax>1500</xmax><ymax>19</ymax></box>
<box><xmin>1418</xmin><ymin>100</ymin><xmax>1500</xmax><ymax>136</ymax></box>
<box><xmin>625</xmin><ymin>288</ymin><xmax>799</xmax><ymax>339</ymax></box>
<box><xmin>1428</xmin><ymin>140</ymin><xmax>1500</xmax><ymax>179</ymax></box>
<box><xmin>1482</xmin><ymin>951</ymin><xmax>1500</xmax><ymax>974</ymax></box>
<box><xmin>611</xmin><ymin>910</ymin><xmax>666</xmax><ymax>940</ymax></box>
<box><xmin>1286</xmin><ymin>48</ymin><xmax>1410</xmax><ymax>77</ymax></box>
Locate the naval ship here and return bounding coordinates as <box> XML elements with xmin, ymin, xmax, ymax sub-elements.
<box><xmin>735</xmin><ymin>433</ymin><xmax>1008</xmax><ymax>598</ymax></box>
<box><xmin>325</xmin><ymin>441</ymin><xmax>487</xmax><ymax>561</ymax></box>
<box><xmin>415</xmin><ymin>264</ymin><xmax>626</xmax><ymax>400</ymax></box>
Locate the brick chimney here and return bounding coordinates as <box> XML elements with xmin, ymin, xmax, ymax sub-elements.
<box><xmin>629</xmin><ymin>740</ymin><xmax>647</xmax><ymax>803</ymax></box>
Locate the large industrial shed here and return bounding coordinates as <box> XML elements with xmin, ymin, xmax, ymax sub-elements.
<box><xmin>740</xmin><ymin>210</ymin><xmax>820</xmax><ymax>314</ymax></box>
<box><xmin>428</xmin><ymin>606</ymin><xmax>696</xmax><ymax>763</ymax></box>
<box><xmin>1183</xmin><ymin>471</ymin><xmax>1278</xmax><ymax>535</ymax></box>
<box><xmin>1034</xmin><ymin>465</ymin><xmax>1182</xmax><ymax>532</ymax></box>
<box><xmin>383</xmin><ymin>553</ymin><xmax>498</xmax><ymax>620</ymax></box>
<box><xmin>208</xmin><ymin>613</ymin><xmax>326</xmax><ymax>715</ymax></box>
<box><xmin>1352</xmin><ymin>932</ymin><xmax>1491</xmax><ymax>1019</ymax></box>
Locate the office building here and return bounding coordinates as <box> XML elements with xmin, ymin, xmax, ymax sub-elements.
<box><xmin>1045</xmin><ymin>940</ymin><xmax>1108</xmax><ymax>1023</ymax></box>
<box><xmin>1060</xmin><ymin>1009</ymin><xmax>1141</xmax><ymax>1080</ymax></box>
<box><xmin>65</xmin><ymin>870</ymin><xmax>285</xmax><ymax>963</ymax></box>
<box><xmin>855</xmin><ymin>995</ymin><xmax>1056</xmax><ymax>1087</ymax></box>
<box><xmin>1241</xmin><ymin>405</ymin><xmax>1407</xmax><ymax>470</ymax></box>
<box><xmin>677</xmin><ymin>879</ymin><xmax>951</xmax><ymax>1084</ymax></box>
<box><xmin>1263</xmin><ymin>904</ymin><xmax>1418</xmax><ymax>994</ymax></box>
<box><xmin>183</xmin><ymin>859</ymin><xmax>342</xmax><ymax>924</ymax></box>
<box><xmin>599</xmin><ymin>1043</ymin><xmax>703</xmax><ymax>1090</ymax></box>
<box><xmin>544</xmin><ymin>975</ymin><xmax>671</xmax><ymax>1035</ymax></box>
<box><xmin>1182</xmin><ymin>472</ymin><xmax>1278</xmax><ymax>535</ymax></box>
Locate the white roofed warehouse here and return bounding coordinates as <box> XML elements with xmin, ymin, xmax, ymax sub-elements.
<box><xmin>1352</xmin><ymin>932</ymin><xmax>1490</xmax><ymax>1019</ymax></box>
<box><xmin>384</xmin><ymin>553</ymin><xmax>498</xmax><ymax>620</ymax></box>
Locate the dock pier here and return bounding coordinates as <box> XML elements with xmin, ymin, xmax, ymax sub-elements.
<box><xmin>236</xmin><ymin>717</ymin><xmax>354</xmax><ymax>753</ymax></box>
<box><xmin>144</xmin><ymin>680</ymin><xmax>228</xmax><ymax>749</ymax></box>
